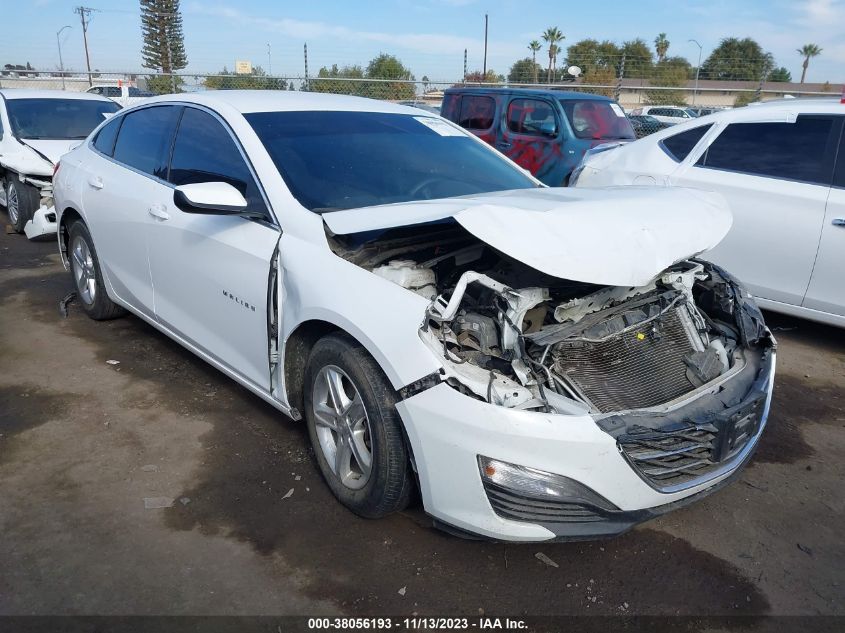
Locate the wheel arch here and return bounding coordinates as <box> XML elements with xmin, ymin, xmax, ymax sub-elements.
<box><xmin>58</xmin><ymin>207</ymin><xmax>84</xmax><ymax>265</ymax></box>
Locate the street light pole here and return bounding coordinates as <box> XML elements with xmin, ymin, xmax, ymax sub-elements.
<box><xmin>56</xmin><ymin>25</ymin><xmax>72</xmax><ymax>90</ymax></box>
<box><xmin>689</xmin><ymin>39</ymin><xmax>702</xmax><ymax>106</ymax></box>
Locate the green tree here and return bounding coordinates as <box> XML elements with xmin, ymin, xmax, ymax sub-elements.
<box><xmin>734</xmin><ymin>91</ymin><xmax>759</xmax><ymax>107</ymax></box>
<box><xmin>620</xmin><ymin>38</ymin><xmax>653</xmax><ymax>78</ymax></box>
<box><xmin>582</xmin><ymin>66</ymin><xmax>616</xmax><ymax>97</ymax></box>
<box><xmin>542</xmin><ymin>27</ymin><xmax>565</xmax><ymax>83</ymax></box>
<box><xmin>508</xmin><ymin>58</ymin><xmax>543</xmax><ymax>83</ymax></box>
<box><xmin>204</xmin><ymin>65</ymin><xmax>286</xmax><ymax>90</ymax></box>
<box><xmin>797</xmin><ymin>43</ymin><xmax>822</xmax><ymax>83</ymax></box>
<box><xmin>564</xmin><ymin>39</ymin><xmax>622</xmax><ymax>76</ymax></box>
<box><xmin>646</xmin><ymin>61</ymin><xmax>688</xmax><ymax>105</ymax></box>
<box><xmin>310</xmin><ymin>64</ymin><xmax>366</xmax><ymax>95</ymax></box>
<box><xmin>654</xmin><ymin>33</ymin><xmax>670</xmax><ymax>62</ymax></box>
<box><xmin>464</xmin><ymin>69</ymin><xmax>500</xmax><ymax>83</ymax></box>
<box><xmin>527</xmin><ymin>40</ymin><xmax>542</xmax><ymax>83</ymax></box>
<box><xmin>768</xmin><ymin>66</ymin><xmax>792</xmax><ymax>82</ymax></box>
<box><xmin>140</xmin><ymin>0</ymin><xmax>188</xmax><ymax>81</ymax></box>
<box><xmin>366</xmin><ymin>53</ymin><xmax>415</xmax><ymax>99</ymax></box>
<box><xmin>700</xmin><ymin>37</ymin><xmax>774</xmax><ymax>81</ymax></box>
<box><xmin>421</xmin><ymin>75</ymin><xmax>430</xmax><ymax>92</ymax></box>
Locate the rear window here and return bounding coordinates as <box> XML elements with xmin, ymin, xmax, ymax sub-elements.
<box><xmin>457</xmin><ymin>95</ymin><xmax>495</xmax><ymax>130</ymax></box>
<box><xmin>5</xmin><ymin>98</ymin><xmax>120</xmax><ymax>140</ymax></box>
<box><xmin>92</xmin><ymin>115</ymin><xmax>122</xmax><ymax>156</ymax></box>
<box><xmin>696</xmin><ymin>116</ymin><xmax>836</xmax><ymax>185</ymax></box>
<box><xmin>112</xmin><ymin>105</ymin><xmax>181</xmax><ymax>179</ymax></box>
<box><xmin>559</xmin><ymin>100</ymin><xmax>635</xmax><ymax>140</ymax></box>
<box><xmin>660</xmin><ymin>124</ymin><xmax>712</xmax><ymax>162</ymax></box>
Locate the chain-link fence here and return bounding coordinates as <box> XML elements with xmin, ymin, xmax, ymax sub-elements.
<box><xmin>1</xmin><ymin>70</ymin><xmax>839</xmax><ymax>138</ymax></box>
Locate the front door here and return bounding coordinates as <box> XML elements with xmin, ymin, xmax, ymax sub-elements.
<box><xmin>499</xmin><ymin>96</ymin><xmax>563</xmax><ymax>185</ymax></box>
<box><xmin>147</xmin><ymin>106</ymin><xmax>280</xmax><ymax>389</ymax></box>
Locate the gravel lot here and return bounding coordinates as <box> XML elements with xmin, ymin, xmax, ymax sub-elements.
<box><xmin>1</xmin><ymin>227</ymin><xmax>843</xmax><ymax>624</ymax></box>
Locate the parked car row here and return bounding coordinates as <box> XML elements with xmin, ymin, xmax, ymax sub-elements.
<box><xmin>43</xmin><ymin>90</ymin><xmax>776</xmax><ymax>541</ymax></box>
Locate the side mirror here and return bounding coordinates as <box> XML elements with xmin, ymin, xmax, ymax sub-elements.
<box><xmin>539</xmin><ymin>120</ymin><xmax>557</xmax><ymax>137</ymax></box>
<box><xmin>173</xmin><ymin>182</ymin><xmax>248</xmax><ymax>215</ymax></box>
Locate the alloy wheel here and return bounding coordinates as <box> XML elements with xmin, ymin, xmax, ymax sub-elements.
<box><xmin>71</xmin><ymin>235</ymin><xmax>97</xmax><ymax>305</ymax></box>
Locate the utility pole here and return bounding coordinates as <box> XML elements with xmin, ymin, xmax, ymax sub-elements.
<box><xmin>615</xmin><ymin>52</ymin><xmax>625</xmax><ymax>101</ymax></box>
<box><xmin>303</xmin><ymin>43</ymin><xmax>309</xmax><ymax>90</ymax></box>
<box><xmin>74</xmin><ymin>6</ymin><xmax>95</xmax><ymax>86</ymax></box>
<box><xmin>56</xmin><ymin>25</ymin><xmax>72</xmax><ymax>90</ymax></box>
<box><xmin>688</xmin><ymin>39</ymin><xmax>702</xmax><ymax>106</ymax></box>
<box><xmin>482</xmin><ymin>13</ymin><xmax>488</xmax><ymax>79</ymax></box>
<box><xmin>463</xmin><ymin>48</ymin><xmax>467</xmax><ymax>83</ymax></box>
<box><xmin>267</xmin><ymin>43</ymin><xmax>272</xmax><ymax>76</ymax></box>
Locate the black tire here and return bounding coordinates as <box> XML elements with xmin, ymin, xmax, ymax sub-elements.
<box><xmin>6</xmin><ymin>178</ymin><xmax>40</xmax><ymax>234</ymax></box>
<box><xmin>304</xmin><ymin>332</ymin><xmax>413</xmax><ymax>518</ymax></box>
<box><xmin>67</xmin><ymin>220</ymin><xmax>126</xmax><ymax>321</ymax></box>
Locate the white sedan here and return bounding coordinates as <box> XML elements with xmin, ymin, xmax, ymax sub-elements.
<box><xmin>573</xmin><ymin>99</ymin><xmax>845</xmax><ymax>328</ymax></box>
<box><xmin>0</xmin><ymin>89</ymin><xmax>120</xmax><ymax>238</ymax></box>
<box><xmin>53</xmin><ymin>91</ymin><xmax>775</xmax><ymax>541</ymax></box>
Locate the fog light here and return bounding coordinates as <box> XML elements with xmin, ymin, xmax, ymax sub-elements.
<box><xmin>477</xmin><ymin>455</ymin><xmax>618</xmax><ymax>511</ymax></box>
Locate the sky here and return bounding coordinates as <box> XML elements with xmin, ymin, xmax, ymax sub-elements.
<box><xmin>2</xmin><ymin>0</ymin><xmax>844</xmax><ymax>83</ymax></box>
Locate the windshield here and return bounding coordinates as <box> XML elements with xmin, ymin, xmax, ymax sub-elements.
<box><xmin>559</xmin><ymin>99</ymin><xmax>635</xmax><ymax>140</ymax></box>
<box><xmin>5</xmin><ymin>98</ymin><xmax>121</xmax><ymax>140</ymax></box>
<box><xmin>683</xmin><ymin>108</ymin><xmax>699</xmax><ymax>118</ymax></box>
<box><xmin>246</xmin><ymin>111</ymin><xmax>537</xmax><ymax>212</ymax></box>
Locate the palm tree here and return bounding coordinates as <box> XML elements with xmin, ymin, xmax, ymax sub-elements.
<box><xmin>528</xmin><ymin>40</ymin><xmax>542</xmax><ymax>83</ymax></box>
<box><xmin>797</xmin><ymin>43</ymin><xmax>822</xmax><ymax>83</ymax></box>
<box><xmin>654</xmin><ymin>33</ymin><xmax>670</xmax><ymax>63</ymax></box>
<box><xmin>542</xmin><ymin>27</ymin><xmax>564</xmax><ymax>83</ymax></box>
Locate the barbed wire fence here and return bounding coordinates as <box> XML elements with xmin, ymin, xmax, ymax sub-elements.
<box><xmin>0</xmin><ymin>68</ymin><xmax>839</xmax><ymax>125</ymax></box>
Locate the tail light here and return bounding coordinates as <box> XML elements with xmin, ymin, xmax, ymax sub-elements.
<box><xmin>53</xmin><ymin>161</ymin><xmax>61</xmax><ymax>178</ymax></box>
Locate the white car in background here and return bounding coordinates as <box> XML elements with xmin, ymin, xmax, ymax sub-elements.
<box><xmin>0</xmin><ymin>89</ymin><xmax>120</xmax><ymax>238</ymax></box>
<box><xmin>86</xmin><ymin>84</ymin><xmax>155</xmax><ymax>108</ymax></box>
<box><xmin>572</xmin><ymin>99</ymin><xmax>845</xmax><ymax>327</ymax></box>
<box><xmin>53</xmin><ymin>91</ymin><xmax>774</xmax><ymax>541</ymax></box>
<box><xmin>629</xmin><ymin>105</ymin><xmax>699</xmax><ymax>126</ymax></box>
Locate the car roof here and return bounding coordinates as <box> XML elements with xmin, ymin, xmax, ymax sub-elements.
<box><xmin>0</xmin><ymin>89</ymin><xmax>114</xmax><ymax>102</ymax></box>
<box><xmin>135</xmin><ymin>90</ymin><xmax>435</xmax><ymax>116</ymax></box>
<box><xmin>443</xmin><ymin>86</ymin><xmax>614</xmax><ymax>101</ymax></box>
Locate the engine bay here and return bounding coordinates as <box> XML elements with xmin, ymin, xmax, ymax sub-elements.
<box><xmin>329</xmin><ymin>220</ymin><xmax>772</xmax><ymax>418</ymax></box>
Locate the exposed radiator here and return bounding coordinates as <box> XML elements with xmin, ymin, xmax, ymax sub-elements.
<box><xmin>552</xmin><ymin>303</ymin><xmax>697</xmax><ymax>413</ymax></box>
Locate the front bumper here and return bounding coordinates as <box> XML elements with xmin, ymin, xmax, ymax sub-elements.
<box><xmin>23</xmin><ymin>205</ymin><xmax>57</xmax><ymax>240</ymax></box>
<box><xmin>396</xmin><ymin>350</ymin><xmax>775</xmax><ymax>542</ymax></box>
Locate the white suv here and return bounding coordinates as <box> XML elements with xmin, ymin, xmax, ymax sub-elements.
<box><xmin>629</xmin><ymin>106</ymin><xmax>699</xmax><ymax>126</ymax></box>
<box><xmin>572</xmin><ymin>99</ymin><xmax>845</xmax><ymax>327</ymax></box>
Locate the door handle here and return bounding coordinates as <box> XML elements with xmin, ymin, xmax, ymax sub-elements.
<box><xmin>832</xmin><ymin>218</ymin><xmax>845</xmax><ymax>227</ymax></box>
<box><xmin>496</xmin><ymin>142</ymin><xmax>512</xmax><ymax>149</ymax></box>
<box><xmin>88</xmin><ymin>176</ymin><xmax>104</xmax><ymax>190</ymax></box>
<box><xmin>148</xmin><ymin>204</ymin><xmax>170</xmax><ymax>221</ymax></box>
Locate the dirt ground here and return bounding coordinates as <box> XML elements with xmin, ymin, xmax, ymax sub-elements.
<box><xmin>1</xmin><ymin>227</ymin><xmax>843</xmax><ymax>624</ymax></box>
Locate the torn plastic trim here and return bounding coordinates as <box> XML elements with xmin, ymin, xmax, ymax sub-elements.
<box><xmin>398</xmin><ymin>372</ymin><xmax>443</xmax><ymax>401</ymax></box>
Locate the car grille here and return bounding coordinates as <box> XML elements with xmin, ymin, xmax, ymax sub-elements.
<box><xmin>482</xmin><ymin>481</ymin><xmax>607</xmax><ymax>524</ymax></box>
<box><xmin>552</xmin><ymin>305</ymin><xmax>696</xmax><ymax>413</ymax></box>
<box><xmin>618</xmin><ymin>399</ymin><xmax>763</xmax><ymax>489</ymax></box>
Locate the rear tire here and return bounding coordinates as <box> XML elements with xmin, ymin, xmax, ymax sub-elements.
<box><xmin>304</xmin><ymin>332</ymin><xmax>413</xmax><ymax>519</ymax></box>
<box><xmin>6</xmin><ymin>178</ymin><xmax>40</xmax><ymax>234</ymax></box>
<box><xmin>67</xmin><ymin>220</ymin><xmax>126</xmax><ymax>320</ymax></box>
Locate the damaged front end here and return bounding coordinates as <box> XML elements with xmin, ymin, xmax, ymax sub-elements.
<box><xmin>330</xmin><ymin>219</ymin><xmax>775</xmax><ymax>494</ymax></box>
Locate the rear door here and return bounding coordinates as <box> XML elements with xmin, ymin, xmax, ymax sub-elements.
<box><xmin>804</xmin><ymin>118</ymin><xmax>845</xmax><ymax>316</ymax></box>
<box><xmin>148</xmin><ymin>105</ymin><xmax>280</xmax><ymax>389</ymax></box>
<box><xmin>452</xmin><ymin>94</ymin><xmax>498</xmax><ymax>145</ymax></box>
<box><xmin>81</xmin><ymin>104</ymin><xmax>181</xmax><ymax>317</ymax></box>
<box><xmin>672</xmin><ymin>114</ymin><xmax>838</xmax><ymax>306</ymax></box>
<box><xmin>499</xmin><ymin>96</ymin><xmax>563</xmax><ymax>185</ymax></box>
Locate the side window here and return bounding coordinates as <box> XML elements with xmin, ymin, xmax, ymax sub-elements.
<box><xmin>92</xmin><ymin>115</ymin><xmax>122</xmax><ymax>157</ymax></box>
<box><xmin>168</xmin><ymin>107</ymin><xmax>267</xmax><ymax>215</ymax></box>
<box><xmin>89</xmin><ymin>87</ymin><xmax>102</xmax><ymax>95</ymax></box>
<box><xmin>457</xmin><ymin>96</ymin><xmax>495</xmax><ymax>130</ymax></box>
<box><xmin>660</xmin><ymin>124</ymin><xmax>712</xmax><ymax>162</ymax></box>
<box><xmin>106</xmin><ymin>87</ymin><xmax>121</xmax><ymax>97</ymax></box>
<box><xmin>696</xmin><ymin>116</ymin><xmax>836</xmax><ymax>185</ymax></box>
<box><xmin>507</xmin><ymin>98</ymin><xmax>558</xmax><ymax>136</ymax></box>
<box><xmin>112</xmin><ymin>105</ymin><xmax>180</xmax><ymax>179</ymax></box>
<box><xmin>835</xmin><ymin>127</ymin><xmax>845</xmax><ymax>188</ymax></box>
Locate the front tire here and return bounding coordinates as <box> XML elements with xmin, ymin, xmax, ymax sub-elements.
<box><xmin>304</xmin><ymin>332</ymin><xmax>413</xmax><ymax>518</ymax></box>
<box><xmin>6</xmin><ymin>178</ymin><xmax>40</xmax><ymax>234</ymax></box>
<box><xmin>67</xmin><ymin>220</ymin><xmax>126</xmax><ymax>320</ymax></box>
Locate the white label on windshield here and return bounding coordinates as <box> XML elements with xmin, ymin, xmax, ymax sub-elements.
<box><xmin>609</xmin><ymin>103</ymin><xmax>626</xmax><ymax>117</ymax></box>
<box><xmin>415</xmin><ymin>116</ymin><xmax>464</xmax><ymax>136</ymax></box>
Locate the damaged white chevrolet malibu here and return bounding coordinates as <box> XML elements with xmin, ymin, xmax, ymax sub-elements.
<box><xmin>53</xmin><ymin>92</ymin><xmax>775</xmax><ymax>541</ymax></box>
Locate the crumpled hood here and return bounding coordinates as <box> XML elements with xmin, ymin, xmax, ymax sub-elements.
<box><xmin>21</xmin><ymin>139</ymin><xmax>80</xmax><ymax>166</ymax></box>
<box><xmin>322</xmin><ymin>187</ymin><xmax>733</xmax><ymax>287</ymax></box>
